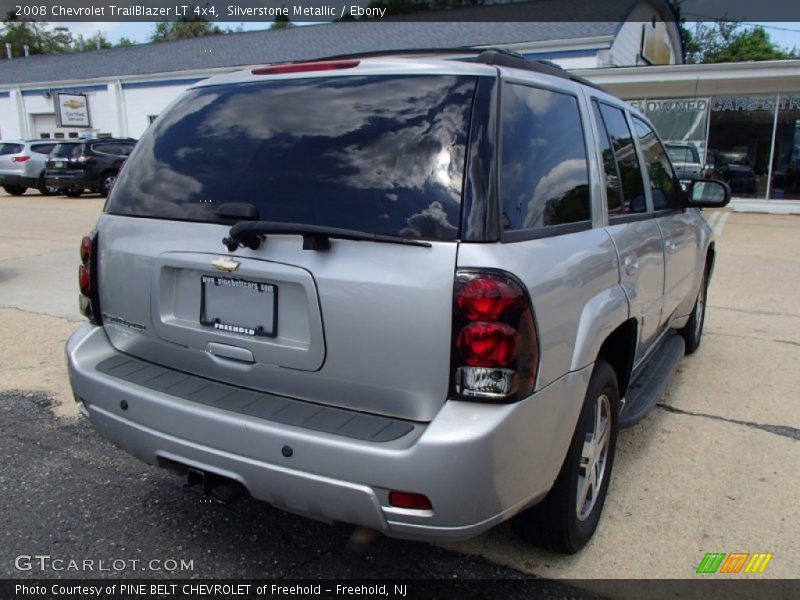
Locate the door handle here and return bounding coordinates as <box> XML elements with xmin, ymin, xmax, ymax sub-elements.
<box><xmin>624</xmin><ymin>255</ymin><xmax>638</xmax><ymax>276</ymax></box>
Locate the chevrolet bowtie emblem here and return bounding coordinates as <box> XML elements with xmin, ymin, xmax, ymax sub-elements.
<box><xmin>211</xmin><ymin>258</ymin><xmax>240</xmax><ymax>273</ymax></box>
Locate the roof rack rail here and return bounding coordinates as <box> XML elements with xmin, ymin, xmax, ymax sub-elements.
<box><xmin>309</xmin><ymin>46</ymin><xmax>604</xmax><ymax>91</ymax></box>
<box><xmin>473</xmin><ymin>48</ymin><xmax>604</xmax><ymax>91</ymax></box>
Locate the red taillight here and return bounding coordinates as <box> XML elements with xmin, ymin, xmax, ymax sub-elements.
<box><xmin>456</xmin><ymin>277</ymin><xmax>521</xmax><ymax>321</ymax></box>
<box><xmin>452</xmin><ymin>272</ymin><xmax>539</xmax><ymax>401</ymax></box>
<box><xmin>456</xmin><ymin>322</ymin><xmax>518</xmax><ymax>367</ymax></box>
<box><xmin>388</xmin><ymin>491</ymin><xmax>432</xmax><ymax>511</ymax></box>
<box><xmin>11</xmin><ymin>155</ymin><xmax>30</xmax><ymax>163</ymax></box>
<box><xmin>78</xmin><ymin>264</ymin><xmax>91</xmax><ymax>296</ymax></box>
<box><xmin>80</xmin><ymin>235</ymin><xmax>92</xmax><ymax>264</ymax></box>
<box><xmin>78</xmin><ymin>232</ymin><xmax>101</xmax><ymax>325</ymax></box>
<box><xmin>252</xmin><ymin>60</ymin><xmax>360</xmax><ymax>76</ymax></box>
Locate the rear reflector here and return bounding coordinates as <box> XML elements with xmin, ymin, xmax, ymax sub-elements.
<box><xmin>252</xmin><ymin>60</ymin><xmax>360</xmax><ymax>76</ymax></box>
<box><xmin>11</xmin><ymin>155</ymin><xmax>30</xmax><ymax>163</ymax></box>
<box><xmin>388</xmin><ymin>491</ymin><xmax>432</xmax><ymax>511</ymax></box>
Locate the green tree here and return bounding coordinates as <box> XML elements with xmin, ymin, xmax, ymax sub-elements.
<box><xmin>115</xmin><ymin>37</ymin><xmax>136</xmax><ymax>48</ymax></box>
<box><xmin>149</xmin><ymin>19</ymin><xmax>224</xmax><ymax>43</ymax></box>
<box><xmin>684</xmin><ymin>21</ymin><xmax>797</xmax><ymax>64</ymax></box>
<box><xmin>75</xmin><ymin>31</ymin><xmax>113</xmax><ymax>51</ymax></box>
<box><xmin>270</xmin><ymin>11</ymin><xmax>293</xmax><ymax>30</ymax></box>
<box><xmin>0</xmin><ymin>14</ymin><xmax>73</xmax><ymax>56</ymax></box>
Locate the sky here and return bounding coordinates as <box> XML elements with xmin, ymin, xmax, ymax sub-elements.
<box><xmin>57</xmin><ymin>20</ymin><xmax>800</xmax><ymax>52</ymax></box>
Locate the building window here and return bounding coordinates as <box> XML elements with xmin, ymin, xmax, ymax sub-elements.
<box><xmin>770</xmin><ymin>95</ymin><xmax>800</xmax><ymax>200</ymax></box>
<box><xmin>40</xmin><ymin>133</ymin><xmax>51</xmax><ymax>139</ymax></box>
<box><xmin>68</xmin><ymin>132</ymin><xmax>79</xmax><ymax>138</ymax></box>
<box><xmin>54</xmin><ymin>133</ymin><xmax>65</xmax><ymax>139</ymax></box>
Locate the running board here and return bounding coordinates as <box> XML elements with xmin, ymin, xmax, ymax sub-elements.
<box><xmin>619</xmin><ymin>333</ymin><xmax>686</xmax><ymax>429</ymax></box>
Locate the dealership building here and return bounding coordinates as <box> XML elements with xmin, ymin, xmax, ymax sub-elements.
<box><xmin>1</xmin><ymin>0</ymin><xmax>798</xmax><ymax>203</ymax></box>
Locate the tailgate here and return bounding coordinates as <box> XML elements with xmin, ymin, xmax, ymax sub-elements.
<box><xmin>97</xmin><ymin>215</ymin><xmax>458</xmax><ymax>422</ymax></box>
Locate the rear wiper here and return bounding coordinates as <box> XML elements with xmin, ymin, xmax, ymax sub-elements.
<box><xmin>222</xmin><ymin>221</ymin><xmax>433</xmax><ymax>252</ymax></box>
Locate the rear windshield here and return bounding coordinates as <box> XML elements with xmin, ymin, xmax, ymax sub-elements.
<box><xmin>52</xmin><ymin>143</ymin><xmax>81</xmax><ymax>158</ymax></box>
<box><xmin>0</xmin><ymin>143</ymin><xmax>23</xmax><ymax>155</ymax></box>
<box><xmin>106</xmin><ymin>75</ymin><xmax>478</xmax><ymax>241</ymax></box>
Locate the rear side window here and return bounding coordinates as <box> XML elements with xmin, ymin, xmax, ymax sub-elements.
<box><xmin>500</xmin><ymin>84</ymin><xmax>590</xmax><ymax>232</ymax></box>
<box><xmin>107</xmin><ymin>75</ymin><xmax>478</xmax><ymax>241</ymax></box>
<box><xmin>633</xmin><ymin>118</ymin><xmax>681</xmax><ymax>211</ymax></box>
<box><xmin>31</xmin><ymin>144</ymin><xmax>55</xmax><ymax>155</ymax></box>
<box><xmin>594</xmin><ymin>102</ymin><xmax>647</xmax><ymax>216</ymax></box>
<box><xmin>0</xmin><ymin>143</ymin><xmax>23</xmax><ymax>155</ymax></box>
<box><xmin>91</xmin><ymin>143</ymin><xmax>119</xmax><ymax>155</ymax></box>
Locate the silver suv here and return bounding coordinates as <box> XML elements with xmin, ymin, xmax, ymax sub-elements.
<box><xmin>0</xmin><ymin>139</ymin><xmax>61</xmax><ymax>196</ymax></box>
<box><xmin>66</xmin><ymin>51</ymin><xmax>730</xmax><ymax>553</ymax></box>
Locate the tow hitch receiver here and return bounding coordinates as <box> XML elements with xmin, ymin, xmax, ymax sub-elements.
<box><xmin>185</xmin><ymin>467</ymin><xmax>247</xmax><ymax>504</ymax></box>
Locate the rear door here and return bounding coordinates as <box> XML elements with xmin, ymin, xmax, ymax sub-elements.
<box><xmin>99</xmin><ymin>72</ymin><xmax>480</xmax><ymax>422</ymax></box>
<box><xmin>632</xmin><ymin>118</ymin><xmax>698</xmax><ymax>322</ymax></box>
<box><xmin>592</xmin><ymin>100</ymin><xmax>665</xmax><ymax>362</ymax></box>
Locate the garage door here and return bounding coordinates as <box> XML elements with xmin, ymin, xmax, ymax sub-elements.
<box><xmin>32</xmin><ymin>113</ymin><xmax>79</xmax><ymax>140</ymax></box>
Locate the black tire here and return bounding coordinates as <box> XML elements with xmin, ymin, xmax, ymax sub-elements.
<box><xmin>64</xmin><ymin>189</ymin><xmax>83</xmax><ymax>198</ymax></box>
<box><xmin>513</xmin><ymin>360</ymin><xmax>619</xmax><ymax>554</ymax></box>
<box><xmin>38</xmin><ymin>176</ymin><xmax>58</xmax><ymax>196</ymax></box>
<box><xmin>680</xmin><ymin>267</ymin><xmax>708</xmax><ymax>355</ymax></box>
<box><xmin>99</xmin><ymin>171</ymin><xmax>117</xmax><ymax>197</ymax></box>
<box><xmin>3</xmin><ymin>185</ymin><xmax>27</xmax><ymax>196</ymax></box>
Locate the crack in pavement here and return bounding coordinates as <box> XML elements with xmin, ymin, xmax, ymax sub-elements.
<box><xmin>709</xmin><ymin>305</ymin><xmax>800</xmax><ymax>319</ymax></box>
<box><xmin>656</xmin><ymin>403</ymin><xmax>800</xmax><ymax>441</ymax></box>
<box><xmin>774</xmin><ymin>339</ymin><xmax>800</xmax><ymax>347</ymax></box>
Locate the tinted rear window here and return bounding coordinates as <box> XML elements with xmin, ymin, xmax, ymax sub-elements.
<box><xmin>107</xmin><ymin>75</ymin><xmax>478</xmax><ymax>241</ymax></box>
<box><xmin>0</xmin><ymin>143</ymin><xmax>23</xmax><ymax>155</ymax></box>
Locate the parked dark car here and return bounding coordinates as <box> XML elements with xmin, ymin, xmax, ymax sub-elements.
<box><xmin>705</xmin><ymin>150</ymin><xmax>758</xmax><ymax>195</ymax></box>
<box><xmin>45</xmin><ymin>138</ymin><xmax>136</xmax><ymax>197</ymax></box>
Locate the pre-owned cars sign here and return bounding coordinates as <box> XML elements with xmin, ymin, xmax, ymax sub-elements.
<box><xmin>55</xmin><ymin>93</ymin><xmax>90</xmax><ymax>128</ymax></box>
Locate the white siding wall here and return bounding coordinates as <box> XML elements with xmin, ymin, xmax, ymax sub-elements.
<box><xmin>0</xmin><ymin>94</ymin><xmax>21</xmax><ymax>139</ymax></box>
<box><xmin>122</xmin><ymin>83</ymin><xmax>196</xmax><ymax>138</ymax></box>
<box><xmin>18</xmin><ymin>87</ymin><xmax>117</xmax><ymax>139</ymax></box>
<box><xmin>611</xmin><ymin>3</ymin><xmax>679</xmax><ymax>67</ymax></box>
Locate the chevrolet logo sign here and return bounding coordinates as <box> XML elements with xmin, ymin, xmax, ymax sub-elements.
<box><xmin>211</xmin><ymin>258</ymin><xmax>240</xmax><ymax>273</ymax></box>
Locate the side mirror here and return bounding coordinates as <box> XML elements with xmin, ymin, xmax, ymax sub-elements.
<box><xmin>686</xmin><ymin>179</ymin><xmax>731</xmax><ymax>208</ymax></box>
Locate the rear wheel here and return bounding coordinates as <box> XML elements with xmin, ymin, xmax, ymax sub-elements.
<box><xmin>680</xmin><ymin>268</ymin><xmax>707</xmax><ymax>354</ymax></box>
<box><xmin>3</xmin><ymin>185</ymin><xmax>27</xmax><ymax>196</ymax></box>
<box><xmin>64</xmin><ymin>189</ymin><xmax>83</xmax><ymax>198</ymax></box>
<box><xmin>513</xmin><ymin>360</ymin><xmax>619</xmax><ymax>554</ymax></box>
<box><xmin>38</xmin><ymin>176</ymin><xmax>58</xmax><ymax>196</ymax></box>
<box><xmin>100</xmin><ymin>171</ymin><xmax>117</xmax><ymax>197</ymax></box>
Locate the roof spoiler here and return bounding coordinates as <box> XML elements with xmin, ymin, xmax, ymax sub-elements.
<box><xmin>299</xmin><ymin>46</ymin><xmax>606</xmax><ymax>92</ymax></box>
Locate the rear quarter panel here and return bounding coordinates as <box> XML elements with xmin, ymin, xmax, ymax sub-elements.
<box><xmin>457</xmin><ymin>228</ymin><xmax>626</xmax><ymax>390</ymax></box>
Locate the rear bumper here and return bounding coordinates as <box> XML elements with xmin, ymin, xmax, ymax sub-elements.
<box><xmin>67</xmin><ymin>323</ymin><xmax>590</xmax><ymax>541</ymax></box>
<box><xmin>45</xmin><ymin>170</ymin><xmax>94</xmax><ymax>190</ymax></box>
<box><xmin>0</xmin><ymin>173</ymin><xmax>36</xmax><ymax>188</ymax></box>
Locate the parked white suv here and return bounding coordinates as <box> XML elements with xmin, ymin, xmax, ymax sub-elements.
<box><xmin>66</xmin><ymin>50</ymin><xmax>730</xmax><ymax>553</ymax></box>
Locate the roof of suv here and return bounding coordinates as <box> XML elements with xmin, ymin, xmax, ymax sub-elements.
<box><xmin>196</xmin><ymin>49</ymin><xmax>606</xmax><ymax>94</ymax></box>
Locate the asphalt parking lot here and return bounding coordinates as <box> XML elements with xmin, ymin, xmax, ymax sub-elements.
<box><xmin>1</xmin><ymin>189</ymin><xmax>798</xmax><ymax>588</ymax></box>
